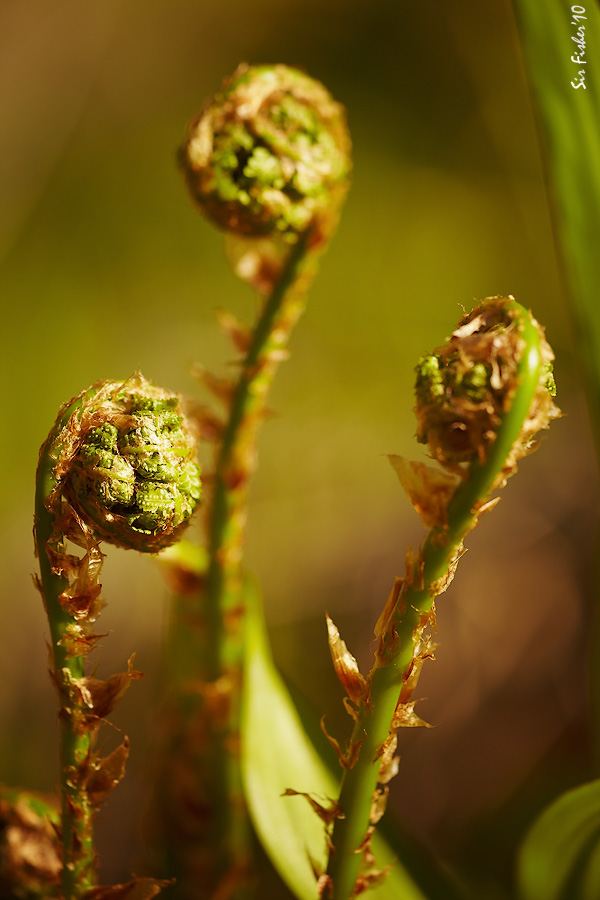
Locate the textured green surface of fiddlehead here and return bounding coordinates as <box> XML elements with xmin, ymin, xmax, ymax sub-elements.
<box><xmin>179</xmin><ymin>63</ymin><xmax>351</xmax><ymax>237</ymax></box>
<box><xmin>50</xmin><ymin>375</ymin><xmax>201</xmax><ymax>552</ymax></box>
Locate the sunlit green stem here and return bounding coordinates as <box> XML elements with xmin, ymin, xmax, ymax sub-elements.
<box><xmin>327</xmin><ymin>304</ymin><xmax>543</xmax><ymax>899</ymax></box>
<box><xmin>165</xmin><ymin>228</ymin><xmax>322</xmax><ymax>898</ymax></box>
<box><xmin>35</xmin><ymin>399</ymin><xmax>94</xmax><ymax>900</ymax></box>
<box><xmin>205</xmin><ymin>229</ymin><xmax>313</xmax><ymax>666</ymax></box>
<box><xmin>208</xmin><ymin>230</ymin><xmax>313</xmax><ymax>886</ymax></box>
<box><xmin>37</xmin><ymin>378</ymin><xmax>200</xmax><ymax>900</ymax></box>
<box><xmin>164</xmin><ymin>61</ymin><xmax>350</xmax><ymax>895</ymax></box>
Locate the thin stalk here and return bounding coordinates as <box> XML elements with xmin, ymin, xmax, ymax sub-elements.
<box><xmin>35</xmin><ymin>414</ymin><xmax>95</xmax><ymax>900</ymax></box>
<box><xmin>165</xmin><ymin>228</ymin><xmax>322</xmax><ymax>898</ymax></box>
<box><xmin>205</xmin><ymin>229</ymin><xmax>314</xmax><ymax>885</ymax></box>
<box><xmin>510</xmin><ymin>0</ymin><xmax>600</xmax><ymax>769</ymax></box>
<box><xmin>511</xmin><ymin>0</ymin><xmax>600</xmax><ymax>444</ymax></box>
<box><xmin>327</xmin><ymin>305</ymin><xmax>544</xmax><ymax>899</ymax></box>
<box><xmin>205</xmin><ymin>228</ymin><xmax>313</xmax><ymax>678</ymax></box>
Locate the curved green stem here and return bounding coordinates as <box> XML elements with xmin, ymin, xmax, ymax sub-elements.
<box><xmin>205</xmin><ymin>229</ymin><xmax>312</xmax><ymax>670</ymax></box>
<box><xmin>161</xmin><ymin>62</ymin><xmax>350</xmax><ymax>896</ymax></box>
<box><xmin>326</xmin><ymin>303</ymin><xmax>543</xmax><ymax>900</ymax></box>
<box><xmin>206</xmin><ymin>228</ymin><xmax>314</xmax><ymax>887</ymax></box>
<box><xmin>35</xmin><ymin>399</ymin><xmax>95</xmax><ymax>900</ymax></box>
<box><xmin>36</xmin><ymin>377</ymin><xmax>201</xmax><ymax>900</ymax></box>
<box><xmin>163</xmin><ymin>228</ymin><xmax>325</xmax><ymax>899</ymax></box>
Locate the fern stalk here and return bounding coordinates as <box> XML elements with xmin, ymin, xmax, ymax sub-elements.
<box><xmin>35</xmin><ymin>439</ymin><xmax>94</xmax><ymax>900</ymax></box>
<box><xmin>35</xmin><ymin>376</ymin><xmax>201</xmax><ymax>900</ymax></box>
<box><xmin>159</xmin><ymin>64</ymin><xmax>351</xmax><ymax>898</ymax></box>
<box><xmin>325</xmin><ymin>298</ymin><xmax>558</xmax><ymax>899</ymax></box>
<box><xmin>202</xmin><ymin>227</ymin><xmax>317</xmax><ymax>893</ymax></box>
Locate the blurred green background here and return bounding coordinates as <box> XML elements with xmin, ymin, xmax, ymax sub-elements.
<box><xmin>0</xmin><ymin>0</ymin><xmax>597</xmax><ymax>896</ymax></box>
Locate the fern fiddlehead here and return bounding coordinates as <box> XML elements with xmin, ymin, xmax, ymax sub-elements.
<box><xmin>324</xmin><ymin>297</ymin><xmax>559</xmax><ymax>899</ymax></box>
<box><xmin>159</xmin><ymin>63</ymin><xmax>351</xmax><ymax>899</ymax></box>
<box><xmin>34</xmin><ymin>374</ymin><xmax>201</xmax><ymax>900</ymax></box>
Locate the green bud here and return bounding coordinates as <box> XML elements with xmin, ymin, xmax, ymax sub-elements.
<box><xmin>179</xmin><ymin>63</ymin><xmax>351</xmax><ymax>237</ymax></box>
<box><xmin>49</xmin><ymin>375</ymin><xmax>202</xmax><ymax>552</ymax></box>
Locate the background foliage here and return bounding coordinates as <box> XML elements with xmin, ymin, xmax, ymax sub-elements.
<box><xmin>0</xmin><ymin>1</ymin><xmax>597</xmax><ymax>897</ymax></box>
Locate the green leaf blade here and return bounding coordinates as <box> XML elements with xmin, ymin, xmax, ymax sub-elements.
<box><xmin>511</xmin><ymin>0</ymin><xmax>600</xmax><ymax>438</ymax></box>
<box><xmin>517</xmin><ymin>780</ymin><xmax>600</xmax><ymax>900</ymax></box>
<box><xmin>241</xmin><ymin>600</ymin><xmax>333</xmax><ymax>899</ymax></box>
<box><xmin>241</xmin><ymin>580</ymin><xmax>452</xmax><ymax>900</ymax></box>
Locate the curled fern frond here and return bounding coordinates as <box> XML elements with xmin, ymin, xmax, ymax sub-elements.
<box><xmin>43</xmin><ymin>374</ymin><xmax>202</xmax><ymax>553</ymax></box>
<box><xmin>326</xmin><ymin>296</ymin><xmax>560</xmax><ymax>900</ymax></box>
<box><xmin>35</xmin><ymin>374</ymin><xmax>201</xmax><ymax>900</ymax></box>
<box><xmin>414</xmin><ymin>295</ymin><xmax>559</xmax><ymax>476</ymax></box>
<box><xmin>179</xmin><ymin>63</ymin><xmax>351</xmax><ymax>238</ymax></box>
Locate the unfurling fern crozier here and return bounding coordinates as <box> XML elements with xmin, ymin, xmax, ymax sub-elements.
<box><xmin>324</xmin><ymin>296</ymin><xmax>560</xmax><ymax>900</ymax></box>
<box><xmin>34</xmin><ymin>374</ymin><xmax>201</xmax><ymax>900</ymax></box>
<box><xmin>179</xmin><ymin>63</ymin><xmax>351</xmax><ymax>239</ymax></box>
<box><xmin>45</xmin><ymin>375</ymin><xmax>201</xmax><ymax>553</ymax></box>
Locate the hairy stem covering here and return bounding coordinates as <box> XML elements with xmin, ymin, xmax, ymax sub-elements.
<box><xmin>325</xmin><ymin>298</ymin><xmax>559</xmax><ymax>899</ymax></box>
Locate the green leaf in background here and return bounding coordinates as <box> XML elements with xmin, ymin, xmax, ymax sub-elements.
<box><xmin>517</xmin><ymin>780</ymin><xmax>600</xmax><ymax>900</ymax></box>
<box><xmin>241</xmin><ymin>581</ymin><xmax>336</xmax><ymax>900</ymax></box>
<box><xmin>511</xmin><ymin>0</ymin><xmax>600</xmax><ymax>437</ymax></box>
<box><xmin>511</xmin><ymin>0</ymin><xmax>600</xmax><ymax>787</ymax></box>
<box><xmin>241</xmin><ymin>579</ymin><xmax>450</xmax><ymax>900</ymax></box>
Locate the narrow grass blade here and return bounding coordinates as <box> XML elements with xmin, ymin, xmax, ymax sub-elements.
<box><xmin>511</xmin><ymin>0</ymin><xmax>600</xmax><ymax>436</ymax></box>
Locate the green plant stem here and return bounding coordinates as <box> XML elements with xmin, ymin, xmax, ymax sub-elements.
<box><xmin>327</xmin><ymin>304</ymin><xmax>543</xmax><ymax>900</ymax></box>
<box><xmin>208</xmin><ymin>233</ymin><xmax>313</xmax><ymax>884</ymax></box>
<box><xmin>205</xmin><ymin>228</ymin><xmax>314</xmax><ymax>678</ymax></box>
<box><xmin>166</xmin><ymin>227</ymin><xmax>322</xmax><ymax>897</ymax></box>
<box><xmin>35</xmin><ymin>410</ymin><xmax>95</xmax><ymax>900</ymax></box>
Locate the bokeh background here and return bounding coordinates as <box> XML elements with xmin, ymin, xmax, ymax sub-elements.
<box><xmin>1</xmin><ymin>1</ymin><xmax>598</xmax><ymax>897</ymax></box>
